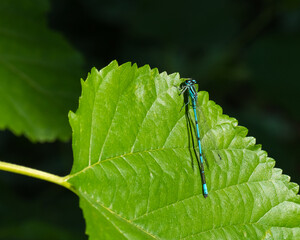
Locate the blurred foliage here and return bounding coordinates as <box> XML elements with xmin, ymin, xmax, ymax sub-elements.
<box><xmin>0</xmin><ymin>0</ymin><xmax>299</xmax><ymax>239</ymax></box>
<box><xmin>0</xmin><ymin>0</ymin><xmax>84</xmax><ymax>141</ymax></box>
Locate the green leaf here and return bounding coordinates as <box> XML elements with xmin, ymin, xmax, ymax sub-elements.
<box><xmin>67</xmin><ymin>61</ymin><xmax>300</xmax><ymax>239</ymax></box>
<box><xmin>0</xmin><ymin>0</ymin><xmax>83</xmax><ymax>142</ymax></box>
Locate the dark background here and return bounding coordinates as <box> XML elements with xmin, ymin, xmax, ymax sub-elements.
<box><xmin>0</xmin><ymin>0</ymin><xmax>299</xmax><ymax>239</ymax></box>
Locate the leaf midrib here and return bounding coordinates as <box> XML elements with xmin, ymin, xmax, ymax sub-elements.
<box><xmin>67</xmin><ymin>145</ymin><xmax>257</xmax><ymax>180</ymax></box>
<box><xmin>68</xmin><ymin>146</ymin><xmax>188</xmax><ymax>179</ymax></box>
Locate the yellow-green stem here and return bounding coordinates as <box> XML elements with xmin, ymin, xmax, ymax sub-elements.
<box><xmin>0</xmin><ymin>161</ymin><xmax>72</xmax><ymax>190</ymax></box>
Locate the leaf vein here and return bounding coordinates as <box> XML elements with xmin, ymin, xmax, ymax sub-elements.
<box><xmin>79</xmin><ymin>190</ymin><xmax>159</xmax><ymax>239</ymax></box>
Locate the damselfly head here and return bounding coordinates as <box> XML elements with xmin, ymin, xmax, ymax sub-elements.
<box><xmin>185</xmin><ymin>78</ymin><xmax>196</xmax><ymax>85</ymax></box>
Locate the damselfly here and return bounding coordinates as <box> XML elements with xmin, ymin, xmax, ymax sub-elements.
<box><xmin>179</xmin><ymin>79</ymin><xmax>208</xmax><ymax>198</ymax></box>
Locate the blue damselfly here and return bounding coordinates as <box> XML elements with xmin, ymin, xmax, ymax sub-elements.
<box><xmin>179</xmin><ymin>79</ymin><xmax>208</xmax><ymax>198</ymax></box>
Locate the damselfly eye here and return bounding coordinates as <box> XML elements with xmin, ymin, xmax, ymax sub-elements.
<box><xmin>192</xmin><ymin>80</ymin><xmax>196</xmax><ymax>84</ymax></box>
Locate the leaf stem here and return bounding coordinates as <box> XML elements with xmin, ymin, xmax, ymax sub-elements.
<box><xmin>0</xmin><ymin>161</ymin><xmax>72</xmax><ymax>190</ymax></box>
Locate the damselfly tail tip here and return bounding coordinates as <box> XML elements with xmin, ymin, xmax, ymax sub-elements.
<box><xmin>203</xmin><ymin>185</ymin><xmax>208</xmax><ymax>198</ymax></box>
